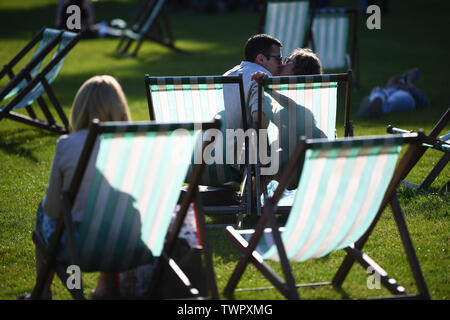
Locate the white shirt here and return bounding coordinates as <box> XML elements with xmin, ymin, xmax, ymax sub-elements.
<box><xmin>223</xmin><ymin>61</ymin><xmax>272</xmax><ymax>130</ymax></box>
<box><xmin>42</xmin><ymin>129</ymin><xmax>99</xmax><ymax>222</ymax></box>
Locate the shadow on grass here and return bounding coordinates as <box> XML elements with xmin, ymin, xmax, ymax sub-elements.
<box><xmin>0</xmin><ymin>1</ymin><xmax>138</xmax><ymax>39</ymax></box>
<box><xmin>0</xmin><ymin>126</ymin><xmax>55</xmax><ymax>162</ymax></box>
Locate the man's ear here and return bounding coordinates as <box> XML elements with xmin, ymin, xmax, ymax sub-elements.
<box><xmin>255</xmin><ymin>53</ymin><xmax>266</xmax><ymax>66</ymax></box>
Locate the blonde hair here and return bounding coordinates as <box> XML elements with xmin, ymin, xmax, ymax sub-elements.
<box><xmin>70</xmin><ymin>75</ymin><xmax>131</xmax><ymax>132</ymax></box>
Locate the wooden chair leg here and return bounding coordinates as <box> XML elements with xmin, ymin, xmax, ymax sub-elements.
<box><xmin>419</xmin><ymin>152</ymin><xmax>449</xmax><ymax>189</ymax></box>
<box><xmin>390</xmin><ymin>194</ymin><xmax>430</xmax><ymax>299</ymax></box>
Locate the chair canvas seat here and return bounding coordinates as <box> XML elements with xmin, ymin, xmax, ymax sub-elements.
<box><xmin>2</xmin><ymin>29</ymin><xmax>61</xmax><ymax>101</ymax></box>
<box><xmin>223</xmin><ymin>133</ymin><xmax>430</xmax><ymax>300</ymax></box>
<box><xmin>238</xmin><ymin>137</ymin><xmax>401</xmax><ymax>262</ymax></box>
<box><xmin>256</xmin><ymin>73</ymin><xmax>353</xmax><ymax>199</ymax></box>
<box><xmin>146</xmin><ymin>74</ymin><xmax>253</xmax><ymax>224</ymax></box>
<box><xmin>308</xmin><ymin>7</ymin><xmax>360</xmax><ymax>88</ymax></box>
<box><xmin>2</xmin><ymin>37</ymin><xmax>72</xmax><ymax>112</ymax></box>
<box><xmin>69</xmin><ymin>130</ymin><xmax>195</xmax><ymax>271</ymax></box>
<box><xmin>31</xmin><ymin>120</ymin><xmax>220</xmax><ymax>299</ymax></box>
<box><xmin>259</xmin><ymin>0</ymin><xmax>311</xmax><ymax>58</ymax></box>
<box><xmin>262</xmin><ymin>79</ymin><xmax>340</xmax><ymax>179</ymax></box>
<box><xmin>0</xmin><ymin>28</ymin><xmax>80</xmax><ymax>134</ymax></box>
<box><xmin>309</xmin><ymin>8</ymin><xmax>350</xmax><ymax>71</ymax></box>
<box><xmin>146</xmin><ymin>75</ymin><xmax>245</xmax><ymax>187</ymax></box>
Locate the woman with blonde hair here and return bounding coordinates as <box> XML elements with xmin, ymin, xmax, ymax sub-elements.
<box><xmin>20</xmin><ymin>75</ymin><xmax>131</xmax><ymax>300</ymax></box>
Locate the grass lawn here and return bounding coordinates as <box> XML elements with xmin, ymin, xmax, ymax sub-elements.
<box><xmin>0</xmin><ymin>0</ymin><xmax>448</xmax><ymax>300</ymax></box>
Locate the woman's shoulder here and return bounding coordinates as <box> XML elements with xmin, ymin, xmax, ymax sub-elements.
<box><xmin>55</xmin><ymin>129</ymin><xmax>89</xmax><ymax>152</ymax></box>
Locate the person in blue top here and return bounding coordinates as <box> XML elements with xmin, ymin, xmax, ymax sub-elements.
<box><xmin>357</xmin><ymin>67</ymin><xmax>429</xmax><ymax>118</ymax></box>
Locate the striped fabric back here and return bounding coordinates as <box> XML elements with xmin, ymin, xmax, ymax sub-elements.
<box><xmin>264</xmin><ymin>0</ymin><xmax>310</xmax><ymax>58</ymax></box>
<box><xmin>261</xmin><ymin>75</ymin><xmax>339</xmax><ymax>179</ymax></box>
<box><xmin>12</xmin><ymin>30</ymin><xmax>78</xmax><ymax>111</ymax></box>
<box><xmin>74</xmin><ymin>123</ymin><xmax>198</xmax><ymax>272</ymax></box>
<box><xmin>4</xmin><ymin>29</ymin><xmax>61</xmax><ymax>101</ymax></box>
<box><xmin>309</xmin><ymin>8</ymin><xmax>350</xmax><ymax>70</ymax></box>
<box><xmin>147</xmin><ymin>75</ymin><xmax>241</xmax><ymax>186</ymax></box>
<box><xmin>262</xmin><ymin>136</ymin><xmax>405</xmax><ymax>262</ymax></box>
<box><xmin>45</xmin><ymin>31</ymin><xmax>77</xmax><ymax>83</ymax></box>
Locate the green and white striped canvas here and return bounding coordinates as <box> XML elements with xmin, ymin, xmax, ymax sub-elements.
<box><xmin>2</xmin><ymin>29</ymin><xmax>61</xmax><ymax>102</ymax></box>
<box><xmin>264</xmin><ymin>0</ymin><xmax>310</xmax><ymax>58</ymax></box>
<box><xmin>10</xmin><ymin>30</ymin><xmax>78</xmax><ymax>111</ymax></box>
<box><xmin>147</xmin><ymin>75</ymin><xmax>242</xmax><ymax>186</ymax></box>
<box><xmin>261</xmin><ymin>75</ymin><xmax>339</xmax><ymax>179</ymax></box>
<box><xmin>240</xmin><ymin>135</ymin><xmax>405</xmax><ymax>262</ymax></box>
<box><xmin>309</xmin><ymin>8</ymin><xmax>350</xmax><ymax>70</ymax></box>
<box><xmin>72</xmin><ymin>123</ymin><xmax>198</xmax><ymax>272</ymax></box>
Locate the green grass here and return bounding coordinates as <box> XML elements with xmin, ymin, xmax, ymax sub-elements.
<box><xmin>0</xmin><ymin>0</ymin><xmax>449</xmax><ymax>300</ymax></box>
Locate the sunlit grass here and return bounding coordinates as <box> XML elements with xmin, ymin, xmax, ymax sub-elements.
<box><xmin>0</xmin><ymin>0</ymin><xmax>448</xmax><ymax>300</ymax></box>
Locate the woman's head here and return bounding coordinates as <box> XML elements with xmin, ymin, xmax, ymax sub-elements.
<box><xmin>70</xmin><ymin>75</ymin><xmax>131</xmax><ymax>132</ymax></box>
<box><xmin>280</xmin><ymin>48</ymin><xmax>323</xmax><ymax>76</ymax></box>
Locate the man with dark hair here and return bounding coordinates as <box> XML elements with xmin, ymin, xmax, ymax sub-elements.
<box><xmin>223</xmin><ymin>34</ymin><xmax>282</xmax><ymax>130</ymax></box>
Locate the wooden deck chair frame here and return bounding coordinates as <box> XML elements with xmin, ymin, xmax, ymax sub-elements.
<box><xmin>258</xmin><ymin>0</ymin><xmax>316</xmax><ymax>59</ymax></box>
<box><xmin>253</xmin><ymin>72</ymin><xmax>353</xmax><ymax>215</ymax></box>
<box><xmin>145</xmin><ymin>74</ymin><xmax>254</xmax><ymax>227</ymax></box>
<box><xmin>223</xmin><ymin>133</ymin><xmax>430</xmax><ymax>300</ymax></box>
<box><xmin>30</xmin><ymin>119</ymin><xmax>220</xmax><ymax>300</ymax></box>
<box><xmin>0</xmin><ymin>28</ymin><xmax>81</xmax><ymax>134</ymax></box>
<box><xmin>308</xmin><ymin>5</ymin><xmax>360</xmax><ymax>89</ymax></box>
<box><xmin>116</xmin><ymin>0</ymin><xmax>184</xmax><ymax>57</ymax></box>
<box><xmin>387</xmin><ymin>107</ymin><xmax>450</xmax><ymax>192</ymax></box>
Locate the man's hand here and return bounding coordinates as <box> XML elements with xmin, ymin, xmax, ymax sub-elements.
<box><xmin>251</xmin><ymin>71</ymin><xmax>269</xmax><ymax>83</ymax></box>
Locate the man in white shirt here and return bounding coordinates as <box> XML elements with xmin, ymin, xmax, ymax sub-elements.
<box><xmin>223</xmin><ymin>34</ymin><xmax>282</xmax><ymax>131</ymax></box>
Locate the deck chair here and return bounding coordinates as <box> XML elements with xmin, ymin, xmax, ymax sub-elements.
<box><xmin>145</xmin><ymin>74</ymin><xmax>254</xmax><ymax>226</ymax></box>
<box><xmin>224</xmin><ymin>133</ymin><xmax>430</xmax><ymax>300</ymax></box>
<box><xmin>308</xmin><ymin>7</ymin><xmax>360</xmax><ymax>88</ymax></box>
<box><xmin>254</xmin><ymin>72</ymin><xmax>353</xmax><ymax>214</ymax></box>
<box><xmin>116</xmin><ymin>0</ymin><xmax>183</xmax><ymax>57</ymax></box>
<box><xmin>258</xmin><ymin>0</ymin><xmax>314</xmax><ymax>59</ymax></box>
<box><xmin>0</xmin><ymin>28</ymin><xmax>80</xmax><ymax>134</ymax></box>
<box><xmin>387</xmin><ymin>107</ymin><xmax>450</xmax><ymax>192</ymax></box>
<box><xmin>30</xmin><ymin>119</ymin><xmax>220</xmax><ymax>300</ymax></box>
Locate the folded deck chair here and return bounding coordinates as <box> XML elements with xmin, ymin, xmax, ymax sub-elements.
<box><xmin>224</xmin><ymin>133</ymin><xmax>430</xmax><ymax>300</ymax></box>
<box><xmin>116</xmin><ymin>0</ymin><xmax>183</xmax><ymax>57</ymax></box>
<box><xmin>31</xmin><ymin>119</ymin><xmax>220</xmax><ymax>300</ymax></box>
<box><xmin>145</xmin><ymin>74</ymin><xmax>254</xmax><ymax>226</ymax></box>
<box><xmin>0</xmin><ymin>28</ymin><xmax>80</xmax><ymax>134</ymax></box>
<box><xmin>308</xmin><ymin>7</ymin><xmax>360</xmax><ymax>88</ymax></box>
<box><xmin>258</xmin><ymin>0</ymin><xmax>314</xmax><ymax>59</ymax></box>
<box><xmin>387</xmin><ymin>107</ymin><xmax>450</xmax><ymax>192</ymax></box>
<box><xmin>254</xmin><ymin>72</ymin><xmax>353</xmax><ymax>214</ymax></box>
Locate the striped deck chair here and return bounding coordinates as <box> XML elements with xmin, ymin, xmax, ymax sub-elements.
<box><xmin>258</xmin><ymin>0</ymin><xmax>314</xmax><ymax>59</ymax></box>
<box><xmin>254</xmin><ymin>72</ymin><xmax>353</xmax><ymax>213</ymax></box>
<box><xmin>224</xmin><ymin>133</ymin><xmax>430</xmax><ymax>300</ymax></box>
<box><xmin>145</xmin><ymin>74</ymin><xmax>253</xmax><ymax>224</ymax></box>
<box><xmin>31</xmin><ymin>119</ymin><xmax>220</xmax><ymax>300</ymax></box>
<box><xmin>116</xmin><ymin>0</ymin><xmax>184</xmax><ymax>57</ymax></box>
<box><xmin>308</xmin><ymin>7</ymin><xmax>360</xmax><ymax>88</ymax></box>
<box><xmin>387</xmin><ymin>107</ymin><xmax>450</xmax><ymax>192</ymax></box>
<box><xmin>0</xmin><ymin>28</ymin><xmax>81</xmax><ymax>134</ymax></box>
